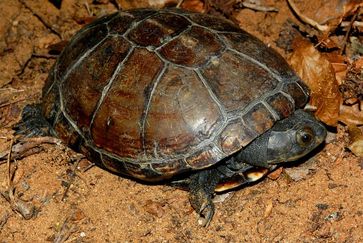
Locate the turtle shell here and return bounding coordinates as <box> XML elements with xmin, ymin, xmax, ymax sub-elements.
<box><xmin>42</xmin><ymin>8</ymin><xmax>309</xmax><ymax>181</ymax></box>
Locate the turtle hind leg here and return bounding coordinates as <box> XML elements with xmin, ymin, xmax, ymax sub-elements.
<box><xmin>14</xmin><ymin>104</ymin><xmax>52</xmax><ymax>137</ymax></box>
<box><xmin>189</xmin><ymin>169</ymin><xmax>221</xmax><ymax>227</ymax></box>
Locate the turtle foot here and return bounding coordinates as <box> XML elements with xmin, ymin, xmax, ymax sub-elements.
<box><xmin>189</xmin><ymin>169</ymin><xmax>220</xmax><ymax>227</ymax></box>
<box><xmin>197</xmin><ymin>200</ymin><xmax>215</xmax><ymax>227</ymax></box>
<box><xmin>14</xmin><ymin>104</ymin><xmax>52</xmax><ymax>137</ymax></box>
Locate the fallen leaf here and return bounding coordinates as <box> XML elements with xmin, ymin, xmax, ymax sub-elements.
<box><xmin>143</xmin><ymin>199</ymin><xmax>165</xmax><ymax>218</ymax></box>
<box><xmin>181</xmin><ymin>0</ymin><xmax>205</xmax><ymax>12</ymax></box>
<box><xmin>289</xmin><ymin>38</ymin><xmax>342</xmax><ymax>126</ymax></box>
<box><xmin>267</xmin><ymin>167</ymin><xmax>283</xmax><ymax>180</ymax></box>
<box><xmin>338</xmin><ymin>57</ymin><xmax>363</xmax><ymax>125</ymax></box>
<box><xmin>348</xmin><ymin>125</ymin><xmax>363</xmax><ymax>157</ymax></box>
<box><xmin>339</xmin><ymin>102</ymin><xmax>363</xmax><ymax>125</ymax></box>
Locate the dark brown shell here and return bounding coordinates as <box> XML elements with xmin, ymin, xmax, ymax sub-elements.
<box><xmin>42</xmin><ymin>8</ymin><xmax>309</xmax><ymax>181</ymax></box>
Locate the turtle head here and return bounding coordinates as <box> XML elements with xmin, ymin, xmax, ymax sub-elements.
<box><xmin>266</xmin><ymin>109</ymin><xmax>327</xmax><ymax>164</ymax></box>
<box><xmin>237</xmin><ymin>110</ymin><xmax>326</xmax><ymax>168</ymax></box>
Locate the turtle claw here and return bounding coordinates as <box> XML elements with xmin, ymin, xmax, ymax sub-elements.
<box><xmin>189</xmin><ymin>169</ymin><xmax>220</xmax><ymax>226</ymax></box>
<box><xmin>197</xmin><ymin>201</ymin><xmax>215</xmax><ymax>227</ymax></box>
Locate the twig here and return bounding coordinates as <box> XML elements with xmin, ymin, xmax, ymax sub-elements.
<box><xmin>241</xmin><ymin>2</ymin><xmax>278</xmax><ymax>12</ymax></box>
<box><xmin>2</xmin><ymin>140</ymin><xmax>36</xmax><ymax>220</ymax></box>
<box><xmin>16</xmin><ymin>51</ymin><xmax>57</xmax><ymax>77</ymax></box>
<box><xmin>341</xmin><ymin>9</ymin><xmax>359</xmax><ymax>55</ymax></box>
<box><xmin>84</xmin><ymin>1</ymin><xmax>93</xmax><ymax>17</ymax></box>
<box><xmin>110</xmin><ymin>0</ymin><xmax>121</xmax><ymax>10</ymax></box>
<box><xmin>32</xmin><ymin>53</ymin><xmax>58</xmax><ymax>59</ymax></box>
<box><xmin>287</xmin><ymin>0</ymin><xmax>329</xmax><ymax>32</ymax></box>
<box><xmin>0</xmin><ymin>211</ymin><xmax>10</xmax><ymax>230</ymax></box>
<box><xmin>0</xmin><ymin>98</ymin><xmax>27</xmax><ymax>108</ymax></box>
<box><xmin>0</xmin><ymin>88</ymin><xmax>24</xmax><ymax>92</ymax></box>
<box><xmin>7</xmin><ymin>138</ymin><xmax>14</xmax><ymax>188</ymax></box>
<box><xmin>0</xmin><ymin>137</ymin><xmax>63</xmax><ymax>161</ymax></box>
<box><xmin>16</xmin><ymin>46</ymin><xmax>35</xmax><ymax>76</ymax></box>
<box><xmin>176</xmin><ymin>0</ymin><xmax>184</xmax><ymax>8</ymax></box>
<box><xmin>18</xmin><ymin>0</ymin><xmax>62</xmax><ymax>39</ymax></box>
<box><xmin>341</xmin><ymin>21</ymin><xmax>363</xmax><ymax>27</ymax></box>
<box><xmin>61</xmin><ymin>157</ymin><xmax>84</xmax><ymax>201</ymax></box>
<box><xmin>53</xmin><ymin>217</ymin><xmax>77</xmax><ymax>243</ymax></box>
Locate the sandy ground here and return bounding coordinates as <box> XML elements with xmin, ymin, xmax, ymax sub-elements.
<box><xmin>0</xmin><ymin>0</ymin><xmax>362</xmax><ymax>242</ymax></box>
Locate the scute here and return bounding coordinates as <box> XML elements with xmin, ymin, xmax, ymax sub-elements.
<box><xmin>242</xmin><ymin>103</ymin><xmax>277</xmax><ymax>135</ymax></box>
<box><xmin>201</xmin><ymin>51</ymin><xmax>279</xmax><ymax>112</ymax></box>
<box><xmin>91</xmin><ymin>48</ymin><xmax>163</xmax><ymax>158</ymax></box>
<box><xmin>56</xmin><ymin>23</ymin><xmax>109</xmax><ymax>81</ymax></box>
<box><xmin>219</xmin><ymin>119</ymin><xmax>255</xmax><ymax>154</ymax></box>
<box><xmin>220</xmin><ymin>32</ymin><xmax>295</xmax><ymax>79</ymax></box>
<box><xmin>127</xmin><ymin>12</ymin><xmax>190</xmax><ymax>48</ymax></box>
<box><xmin>144</xmin><ymin>65</ymin><xmax>223</xmax><ymax>158</ymax></box>
<box><xmin>43</xmin><ymin>8</ymin><xmax>309</xmax><ymax>181</ymax></box>
<box><xmin>62</xmin><ymin>35</ymin><xmax>131</xmax><ymax>131</ymax></box>
<box><xmin>159</xmin><ymin>26</ymin><xmax>224</xmax><ymax>67</ymax></box>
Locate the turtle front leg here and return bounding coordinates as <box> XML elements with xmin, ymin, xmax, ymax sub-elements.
<box><xmin>14</xmin><ymin>104</ymin><xmax>53</xmax><ymax>137</ymax></box>
<box><xmin>189</xmin><ymin>169</ymin><xmax>221</xmax><ymax>227</ymax></box>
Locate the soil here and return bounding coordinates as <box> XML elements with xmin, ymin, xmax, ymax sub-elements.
<box><xmin>0</xmin><ymin>0</ymin><xmax>362</xmax><ymax>242</ymax></box>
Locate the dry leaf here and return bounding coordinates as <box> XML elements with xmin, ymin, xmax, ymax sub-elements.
<box><xmin>287</xmin><ymin>0</ymin><xmax>362</xmax><ymax>34</ymax></box>
<box><xmin>181</xmin><ymin>0</ymin><xmax>205</xmax><ymax>12</ymax></box>
<box><xmin>348</xmin><ymin>125</ymin><xmax>363</xmax><ymax>157</ymax></box>
<box><xmin>339</xmin><ymin>102</ymin><xmax>363</xmax><ymax>125</ymax></box>
<box><xmin>143</xmin><ymin>199</ymin><xmax>165</xmax><ymax>218</ymax></box>
<box><xmin>289</xmin><ymin>38</ymin><xmax>342</xmax><ymax>126</ymax></box>
<box><xmin>338</xmin><ymin>57</ymin><xmax>363</xmax><ymax>125</ymax></box>
<box><xmin>267</xmin><ymin>167</ymin><xmax>283</xmax><ymax>180</ymax></box>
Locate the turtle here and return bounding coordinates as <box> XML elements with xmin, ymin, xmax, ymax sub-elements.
<box><xmin>17</xmin><ymin>8</ymin><xmax>327</xmax><ymax>226</ymax></box>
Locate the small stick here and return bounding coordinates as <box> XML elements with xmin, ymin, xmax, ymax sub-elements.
<box><xmin>0</xmin><ymin>137</ymin><xmax>62</xmax><ymax>161</ymax></box>
<box><xmin>242</xmin><ymin>2</ymin><xmax>278</xmax><ymax>12</ymax></box>
<box><xmin>341</xmin><ymin>21</ymin><xmax>363</xmax><ymax>27</ymax></box>
<box><xmin>341</xmin><ymin>10</ymin><xmax>359</xmax><ymax>55</ymax></box>
<box><xmin>7</xmin><ymin>139</ymin><xmax>14</xmax><ymax>189</ymax></box>
<box><xmin>110</xmin><ymin>0</ymin><xmax>121</xmax><ymax>10</ymax></box>
<box><xmin>0</xmin><ymin>98</ymin><xmax>27</xmax><ymax>108</ymax></box>
<box><xmin>84</xmin><ymin>1</ymin><xmax>92</xmax><ymax>16</ymax></box>
<box><xmin>176</xmin><ymin>0</ymin><xmax>184</xmax><ymax>8</ymax></box>
<box><xmin>0</xmin><ymin>211</ymin><xmax>9</xmax><ymax>230</ymax></box>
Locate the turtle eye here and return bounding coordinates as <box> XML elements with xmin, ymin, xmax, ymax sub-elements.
<box><xmin>296</xmin><ymin>127</ymin><xmax>314</xmax><ymax>147</ymax></box>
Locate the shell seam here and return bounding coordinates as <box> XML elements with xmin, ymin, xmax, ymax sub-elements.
<box><xmin>140</xmin><ymin>63</ymin><xmax>168</xmax><ymax>156</ymax></box>
<box><xmin>89</xmin><ymin>44</ymin><xmax>135</xmax><ymax>129</ymax></box>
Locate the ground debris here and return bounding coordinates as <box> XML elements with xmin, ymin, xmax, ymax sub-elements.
<box><xmin>143</xmin><ymin>199</ymin><xmax>166</xmax><ymax>218</ymax></box>
<box><xmin>0</xmin><ymin>189</ymin><xmax>36</xmax><ymax>220</ymax></box>
<box><xmin>0</xmin><ymin>136</ymin><xmax>63</xmax><ymax>162</ymax></box>
<box><xmin>0</xmin><ymin>211</ymin><xmax>10</xmax><ymax>230</ymax></box>
<box><xmin>1</xmin><ymin>139</ymin><xmax>37</xmax><ymax>220</ymax></box>
<box><xmin>237</xmin><ymin>1</ymin><xmax>278</xmax><ymax>12</ymax></box>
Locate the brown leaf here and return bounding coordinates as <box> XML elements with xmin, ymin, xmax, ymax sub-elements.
<box><xmin>143</xmin><ymin>199</ymin><xmax>165</xmax><ymax>218</ymax></box>
<box><xmin>181</xmin><ymin>0</ymin><xmax>205</xmax><ymax>12</ymax></box>
<box><xmin>289</xmin><ymin>38</ymin><xmax>342</xmax><ymax>126</ymax></box>
<box><xmin>339</xmin><ymin>102</ymin><xmax>363</xmax><ymax>126</ymax></box>
<box><xmin>267</xmin><ymin>167</ymin><xmax>283</xmax><ymax>180</ymax></box>
<box><xmin>348</xmin><ymin>125</ymin><xmax>363</xmax><ymax>157</ymax></box>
